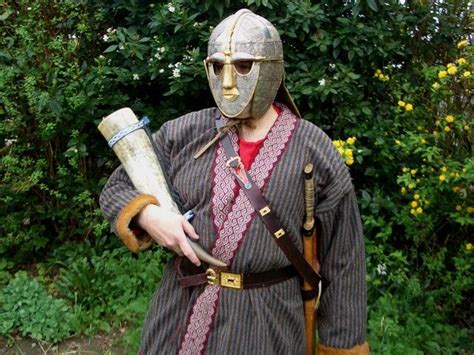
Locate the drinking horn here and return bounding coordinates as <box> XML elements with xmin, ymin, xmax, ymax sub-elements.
<box><xmin>98</xmin><ymin>108</ymin><xmax>226</xmax><ymax>267</ymax></box>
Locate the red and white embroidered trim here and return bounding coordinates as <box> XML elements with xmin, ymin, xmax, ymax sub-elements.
<box><xmin>178</xmin><ymin>285</ymin><xmax>221</xmax><ymax>355</ymax></box>
<box><xmin>179</xmin><ymin>106</ymin><xmax>298</xmax><ymax>355</ymax></box>
<box><xmin>210</xmin><ymin>132</ymin><xmax>238</xmax><ymax>234</ymax></box>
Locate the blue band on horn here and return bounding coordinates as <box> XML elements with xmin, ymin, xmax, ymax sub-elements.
<box><xmin>108</xmin><ymin>116</ymin><xmax>150</xmax><ymax>148</ymax></box>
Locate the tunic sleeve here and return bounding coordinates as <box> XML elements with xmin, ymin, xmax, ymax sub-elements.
<box><xmin>99</xmin><ymin>123</ymin><xmax>170</xmax><ymax>253</ymax></box>
<box><xmin>315</xmin><ymin>188</ymin><xmax>369</xmax><ymax>353</ymax></box>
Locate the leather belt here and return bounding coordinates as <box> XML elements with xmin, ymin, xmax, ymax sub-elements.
<box><xmin>176</xmin><ymin>257</ymin><xmax>298</xmax><ymax>290</ymax></box>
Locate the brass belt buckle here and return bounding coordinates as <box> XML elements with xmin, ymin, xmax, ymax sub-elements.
<box><xmin>220</xmin><ymin>272</ymin><xmax>243</xmax><ymax>289</ymax></box>
<box><xmin>206</xmin><ymin>268</ymin><xmax>219</xmax><ymax>286</ymax></box>
<box><xmin>206</xmin><ymin>268</ymin><xmax>243</xmax><ymax>289</ymax></box>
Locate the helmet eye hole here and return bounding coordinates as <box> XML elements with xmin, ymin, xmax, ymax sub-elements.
<box><xmin>212</xmin><ymin>62</ymin><xmax>224</xmax><ymax>76</ymax></box>
<box><xmin>234</xmin><ymin>61</ymin><xmax>253</xmax><ymax>75</ymax></box>
<box><xmin>209</xmin><ymin>60</ymin><xmax>254</xmax><ymax>76</ymax></box>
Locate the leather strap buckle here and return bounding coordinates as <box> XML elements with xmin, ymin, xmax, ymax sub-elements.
<box><xmin>226</xmin><ymin>156</ymin><xmax>241</xmax><ymax>168</ymax></box>
<box><xmin>206</xmin><ymin>268</ymin><xmax>218</xmax><ymax>286</ymax></box>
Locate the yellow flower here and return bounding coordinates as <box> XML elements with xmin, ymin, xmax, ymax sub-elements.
<box><xmin>441</xmin><ymin>166</ymin><xmax>447</xmax><ymax>172</ymax></box>
<box><xmin>464</xmin><ymin>125</ymin><xmax>469</xmax><ymax>131</ymax></box>
<box><xmin>410</xmin><ymin>169</ymin><xmax>417</xmax><ymax>176</ymax></box>
<box><xmin>420</xmin><ymin>138</ymin><xmax>426</xmax><ymax>144</ymax></box>
<box><xmin>457</xmin><ymin>40</ymin><xmax>468</xmax><ymax>49</ymax></box>
<box><xmin>411</xmin><ymin>201</ymin><xmax>418</xmax><ymax>208</ymax></box>
<box><xmin>398</xmin><ymin>100</ymin><xmax>406</xmax><ymax>107</ymax></box>
<box><xmin>456</xmin><ymin>205</ymin><xmax>463</xmax><ymax>211</ymax></box>
<box><xmin>466</xmin><ymin>243</ymin><xmax>473</xmax><ymax>251</ymax></box>
<box><xmin>447</xmin><ymin>66</ymin><xmax>457</xmax><ymax>75</ymax></box>
<box><xmin>444</xmin><ymin>126</ymin><xmax>451</xmax><ymax>132</ymax></box>
<box><xmin>410</xmin><ymin>209</ymin><xmax>416</xmax><ymax>215</ymax></box>
<box><xmin>445</xmin><ymin>115</ymin><xmax>454</xmax><ymax>123</ymax></box>
<box><xmin>346</xmin><ymin>158</ymin><xmax>354</xmax><ymax>166</ymax></box>
<box><xmin>439</xmin><ymin>174</ymin><xmax>446</xmax><ymax>181</ymax></box>
<box><xmin>446</xmin><ymin>63</ymin><xmax>455</xmax><ymax>68</ymax></box>
<box><xmin>346</xmin><ymin>137</ymin><xmax>356</xmax><ymax>145</ymax></box>
<box><xmin>433</xmin><ymin>130</ymin><xmax>439</xmax><ymax>136</ymax></box>
<box><xmin>408</xmin><ymin>183</ymin><xmax>415</xmax><ymax>189</ymax></box>
<box><xmin>401</xmin><ymin>187</ymin><xmax>407</xmax><ymax>194</ymax></box>
<box><xmin>450</xmin><ymin>172</ymin><xmax>456</xmax><ymax>177</ymax></box>
<box><xmin>402</xmin><ymin>167</ymin><xmax>409</xmax><ymax>173</ymax></box>
<box><xmin>432</xmin><ymin>82</ymin><xmax>440</xmax><ymax>89</ymax></box>
<box><xmin>375</xmin><ymin>69</ymin><xmax>382</xmax><ymax>76</ymax></box>
<box><xmin>463</xmin><ymin>71</ymin><xmax>471</xmax><ymax>78</ymax></box>
<box><xmin>456</xmin><ymin>58</ymin><xmax>467</xmax><ymax>65</ymax></box>
<box><xmin>438</xmin><ymin>70</ymin><xmax>447</xmax><ymax>78</ymax></box>
<box><xmin>405</xmin><ymin>103</ymin><xmax>413</xmax><ymax>111</ymax></box>
<box><xmin>435</xmin><ymin>120</ymin><xmax>440</xmax><ymax>126</ymax></box>
<box><xmin>395</xmin><ymin>139</ymin><xmax>401</xmax><ymax>145</ymax></box>
<box><xmin>452</xmin><ymin>186</ymin><xmax>460</xmax><ymax>193</ymax></box>
<box><xmin>414</xmin><ymin>194</ymin><xmax>420</xmax><ymax>200</ymax></box>
<box><xmin>344</xmin><ymin>149</ymin><xmax>353</xmax><ymax>157</ymax></box>
<box><xmin>416</xmin><ymin>207</ymin><xmax>423</xmax><ymax>214</ymax></box>
<box><xmin>468</xmin><ymin>207</ymin><xmax>474</xmax><ymax>214</ymax></box>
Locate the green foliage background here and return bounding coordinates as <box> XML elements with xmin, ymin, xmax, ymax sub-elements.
<box><xmin>0</xmin><ymin>0</ymin><xmax>472</xmax><ymax>353</ymax></box>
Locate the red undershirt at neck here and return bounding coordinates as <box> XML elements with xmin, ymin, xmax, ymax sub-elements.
<box><xmin>238</xmin><ymin>104</ymin><xmax>282</xmax><ymax>170</ymax></box>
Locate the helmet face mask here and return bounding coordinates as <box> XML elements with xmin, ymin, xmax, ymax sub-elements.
<box><xmin>205</xmin><ymin>9</ymin><xmax>285</xmax><ymax>119</ymax></box>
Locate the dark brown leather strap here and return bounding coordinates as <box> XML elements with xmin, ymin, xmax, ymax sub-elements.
<box><xmin>176</xmin><ymin>257</ymin><xmax>298</xmax><ymax>289</ymax></box>
<box><xmin>216</xmin><ymin>116</ymin><xmax>328</xmax><ymax>292</ymax></box>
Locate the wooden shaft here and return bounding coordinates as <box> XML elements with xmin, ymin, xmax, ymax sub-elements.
<box><xmin>303</xmin><ymin>163</ymin><xmax>317</xmax><ymax>355</ymax></box>
<box><xmin>303</xmin><ymin>163</ymin><xmax>315</xmax><ymax>233</ymax></box>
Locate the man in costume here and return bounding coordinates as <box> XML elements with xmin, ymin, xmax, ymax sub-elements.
<box><xmin>100</xmin><ymin>9</ymin><xmax>368</xmax><ymax>354</ymax></box>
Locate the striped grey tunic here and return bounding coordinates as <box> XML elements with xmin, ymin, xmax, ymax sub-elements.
<box><xmin>100</xmin><ymin>105</ymin><xmax>367</xmax><ymax>354</ymax></box>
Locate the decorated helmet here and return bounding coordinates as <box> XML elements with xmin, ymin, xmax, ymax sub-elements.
<box><xmin>205</xmin><ymin>9</ymin><xmax>300</xmax><ymax>119</ymax></box>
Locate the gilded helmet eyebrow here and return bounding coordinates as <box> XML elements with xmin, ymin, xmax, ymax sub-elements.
<box><xmin>205</xmin><ymin>9</ymin><xmax>300</xmax><ymax>119</ymax></box>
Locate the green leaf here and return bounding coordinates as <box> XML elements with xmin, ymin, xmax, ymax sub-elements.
<box><xmin>117</xmin><ymin>30</ymin><xmax>126</xmax><ymax>43</ymax></box>
<box><xmin>0</xmin><ymin>10</ymin><xmax>12</xmax><ymax>21</ymax></box>
<box><xmin>0</xmin><ymin>50</ymin><xmax>12</xmax><ymax>61</ymax></box>
<box><xmin>103</xmin><ymin>45</ymin><xmax>118</xmax><ymax>53</ymax></box>
<box><xmin>348</xmin><ymin>50</ymin><xmax>355</xmax><ymax>61</ymax></box>
<box><xmin>367</xmin><ymin>0</ymin><xmax>378</xmax><ymax>12</ymax></box>
<box><xmin>362</xmin><ymin>107</ymin><xmax>372</xmax><ymax>115</ymax></box>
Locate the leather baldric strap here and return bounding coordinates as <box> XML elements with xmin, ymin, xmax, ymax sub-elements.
<box><xmin>216</xmin><ymin>116</ymin><xmax>329</xmax><ymax>293</ymax></box>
